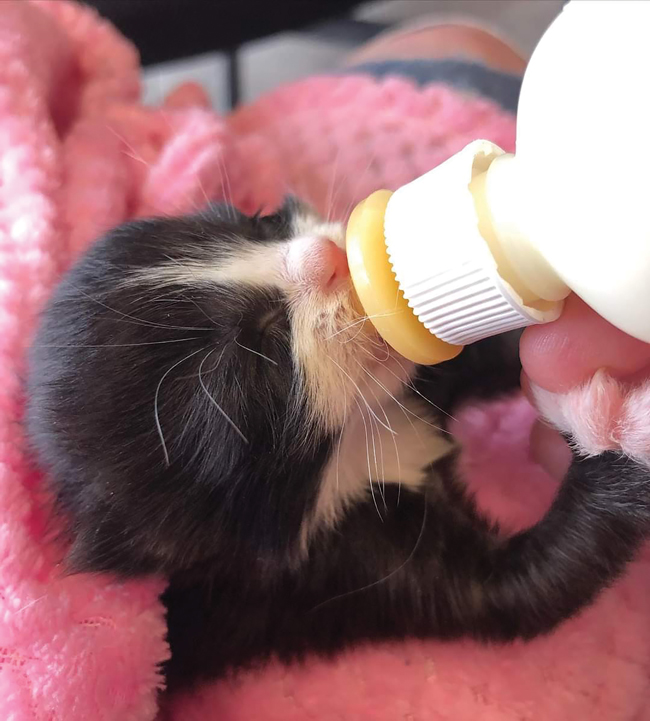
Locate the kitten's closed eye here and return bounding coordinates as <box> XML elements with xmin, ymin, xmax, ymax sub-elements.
<box><xmin>257</xmin><ymin>308</ymin><xmax>286</xmax><ymax>333</ymax></box>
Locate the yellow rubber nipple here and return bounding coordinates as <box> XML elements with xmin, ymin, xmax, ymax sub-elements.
<box><xmin>345</xmin><ymin>190</ymin><xmax>463</xmax><ymax>365</ymax></box>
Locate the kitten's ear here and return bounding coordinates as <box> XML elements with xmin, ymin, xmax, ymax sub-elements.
<box><xmin>278</xmin><ymin>195</ymin><xmax>312</xmax><ymax>215</ymax></box>
<box><xmin>203</xmin><ymin>202</ymin><xmax>246</xmax><ymax>224</ymax></box>
<box><xmin>272</xmin><ymin>195</ymin><xmax>316</xmax><ymax>221</ymax></box>
<box><xmin>258</xmin><ymin>195</ymin><xmax>319</xmax><ymax>237</ymax></box>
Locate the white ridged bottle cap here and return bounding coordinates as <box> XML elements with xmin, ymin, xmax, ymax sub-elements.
<box><xmin>384</xmin><ymin>140</ymin><xmax>562</xmax><ymax>346</ymax></box>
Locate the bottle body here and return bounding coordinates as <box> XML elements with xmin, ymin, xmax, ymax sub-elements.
<box><xmin>346</xmin><ymin>0</ymin><xmax>650</xmax><ymax>364</ymax></box>
<box><xmin>513</xmin><ymin>0</ymin><xmax>650</xmax><ymax>343</ymax></box>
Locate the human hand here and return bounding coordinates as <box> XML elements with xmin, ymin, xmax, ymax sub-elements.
<box><xmin>520</xmin><ymin>294</ymin><xmax>650</xmax><ymax>478</ymax></box>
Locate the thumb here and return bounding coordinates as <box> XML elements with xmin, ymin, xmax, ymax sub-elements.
<box><xmin>520</xmin><ymin>294</ymin><xmax>650</xmax><ymax>393</ymax></box>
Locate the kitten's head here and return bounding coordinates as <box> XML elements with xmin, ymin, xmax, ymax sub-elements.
<box><xmin>26</xmin><ymin>198</ymin><xmax>413</xmax><ymax>576</ymax></box>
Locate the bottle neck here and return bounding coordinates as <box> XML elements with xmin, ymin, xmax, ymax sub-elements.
<box><xmin>469</xmin><ymin>153</ymin><xmax>570</xmax><ymax>306</ymax></box>
<box><xmin>380</xmin><ymin>139</ymin><xmax>565</xmax><ymax>355</ymax></box>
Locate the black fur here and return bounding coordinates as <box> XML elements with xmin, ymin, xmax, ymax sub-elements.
<box><xmin>27</xmin><ymin>201</ymin><xmax>332</xmax><ymax>574</ymax></box>
<box><xmin>25</xmin><ymin>200</ymin><xmax>650</xmax><ymax>691</ymax></box>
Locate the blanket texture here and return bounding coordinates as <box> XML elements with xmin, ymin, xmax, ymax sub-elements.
<box><xmin>2</xmin><ymin>2</ymin><xmax>650</xmax><ymax>719</ymax></box>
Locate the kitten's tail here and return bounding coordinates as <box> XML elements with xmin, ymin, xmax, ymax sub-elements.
<box><xmin>465</xmin><ymin>372</ymin><xmax>650</xmax><ymax>639</ymax></box>
<box><xmin>314</xmin><ymin>449</ymin><xmax>650</xmax><ymax>647</ymax></box>
<box><xmin>473</xmin><ymin>450</ymin><xmax>649</xmax><ymax>639</ymax></box>
<box><xmin>309</xmin><ymin>376</ymin><xmax>650</xmax><ymax>647</ymax></box>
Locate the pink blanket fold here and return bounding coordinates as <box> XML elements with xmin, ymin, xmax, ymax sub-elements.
<box><xmin>1</xmin><ymin>2</ymin><xmax>649</xmax><ymax>719</ymax></box>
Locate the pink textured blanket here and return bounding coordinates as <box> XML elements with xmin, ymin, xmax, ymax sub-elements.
<box><xmin>2</xmin><ymin>2</ymin><xmax>650</xmax><ymax>719</ymax></box>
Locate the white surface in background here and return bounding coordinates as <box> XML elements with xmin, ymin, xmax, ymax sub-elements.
<box><xmin>142</xmin><ymin>52</ymin><xmax>228</xmax><ymax>109</ymax></box>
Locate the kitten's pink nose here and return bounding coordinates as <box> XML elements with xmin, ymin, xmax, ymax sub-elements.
<box><xmin>286</xmin><ymin>236</ymin><xmax>349</xmax><ymax>293</ymax></box>
<box><xmin>317</xmin><ymin>238</ymin><xmax>349</xmax><ymax>292</ymax></box>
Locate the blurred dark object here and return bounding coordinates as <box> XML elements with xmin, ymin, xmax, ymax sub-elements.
<box><xmin>85</xmin><ymin>0</ymin><xmax>386</xmax><ymax>107</ymax></box>
<box><xmin>87</xmin><ymin>0</ymin><xmax>364</xmax><ymax>65</ymax></box>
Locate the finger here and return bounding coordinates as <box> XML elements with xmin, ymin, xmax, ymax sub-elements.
<box><xmin>520</xmin><ymin>294</ymin><xmax>650</xmax><ymax>393</ymax></box>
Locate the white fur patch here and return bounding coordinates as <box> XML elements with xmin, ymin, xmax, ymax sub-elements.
<box><xmin>532</xmin><ymin>370</ymin><xmax>650</xmax><ymax>465</ymax></box>
<box><xmin>123</xmin><ymin>205</ymin><xmax>456</xmax><ymax>540</ymax></box>
<box><xmin>123</xmin><ymin>218</ymin><xmax>344</xmax><ymax>294</ymax></box>
<box><xmin>311</xmin><ymin>392</ymin><xmax>455</xmax><ymax>531</ymax></box>
<box><xmin>124</xmin><ymin>241</ymin><xmax>291</xmax><ymax>291</ymax></box>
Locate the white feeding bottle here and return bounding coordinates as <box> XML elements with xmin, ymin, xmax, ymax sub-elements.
<box><xmin>345</xmin><ymin>0</ymin><xmax>650</xmax><ymax>365</ymax></box>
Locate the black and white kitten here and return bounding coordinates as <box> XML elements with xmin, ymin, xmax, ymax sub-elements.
<box><xmin>25</xmin><ymin>197</ymin><xmax>650</xmax><ymax>689</ymax></box>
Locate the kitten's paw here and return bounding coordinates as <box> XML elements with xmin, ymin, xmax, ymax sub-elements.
<box><xmin>532</xmin><ymin>370</ymin><xmax>650</xmax><ymax>464</ymax></box>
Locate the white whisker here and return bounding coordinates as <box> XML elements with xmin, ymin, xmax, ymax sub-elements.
<box><xmin>356</xmin><ymin>341</ymin><xmax>391</xmax><ymax>364</ymax></box>
<box><xmin>74</xmin><ymin>285</ymin><xmax>214</xmax><ymax>332</ymax></box>
<box><xmin>327</xmin><ymin>356</ymin><xmax>397</xmax><ymax>435</ymax></box>
<box><xmin>325</xmin><ymin>146</ymin><xmax>342</xmax><ymax>224</ymax></box>
<box><xmin>366</xmin><ymin>400</ymin><xmax>384</xmax><ymax>505</ymax></box>
<box><xmin>325</xmin><ymin>309</ymin><xmax>403</xmax><ymax>341</ymax></box>
<box><xmin>362</xmin><ymin>380</ymin><xmax>387</xmax><ymax>506</ymax></box>
<box><xmin>106</xmin><ymin>125</ymin><xmax>150</xmax><ymax>168</ymax></box>
<box><xmin>195</xmin><ymin>174</ymin><xmax>211</xmax><ymax>208</ymax></box>
<box><xmin>235</xmin><ymin>339</ymin><xmax>278</xmax><ymax>366</ymax></box>
<box><xmin>198</xmin><ymin>347</ymin><xmax>249</xmax><ymax>443</ymax></box>
<box><xmin>38</xmin><ymin>337</ymin><xmax>204</xmax><ymax>348</ymax></box>
<box><xmin>217</xmin><ymin>152</ymin><xmax>235</xmax><ymax>219</ymax></box>
<box><xmin>356</xmin><ymin>360</ymin><xmax>452</xmax><ymax>436</ymax></box>
<box><xmin>336</xmin><ymin>384</ymin><xmax>348</xmax><ymax>495</ymax></box>
<box><xmin>325</xmin><ymin>316</ymin><xmax>369</xmax><ymax>340</ymax></box>
<box><xmin>354</xmin><ymin>397</ymin><xmax>383</xmax><ymax>522</ymax></box>
<box><xmin>387</xmin><ymin>357</ymin><xmax>457</xmax><ymax>422</ymax></box>
<box><xmin>336</xmin><ymin>151</ymin><xmax>378</xmax><ymax>222</ymax></box>
<box><xmin>158</xmin><ymin>253</ymin><xmax>223</xmax><ymax>328</ymax></box>
<box><xmin>154</xmin><ymin>346</ymin><xmax>207</xmax><ymax>466</ymax></box>
<box><xmin>309</xmin><ymin>488</ymin><xmax>428</xmax><ymax>612</ymax></box>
